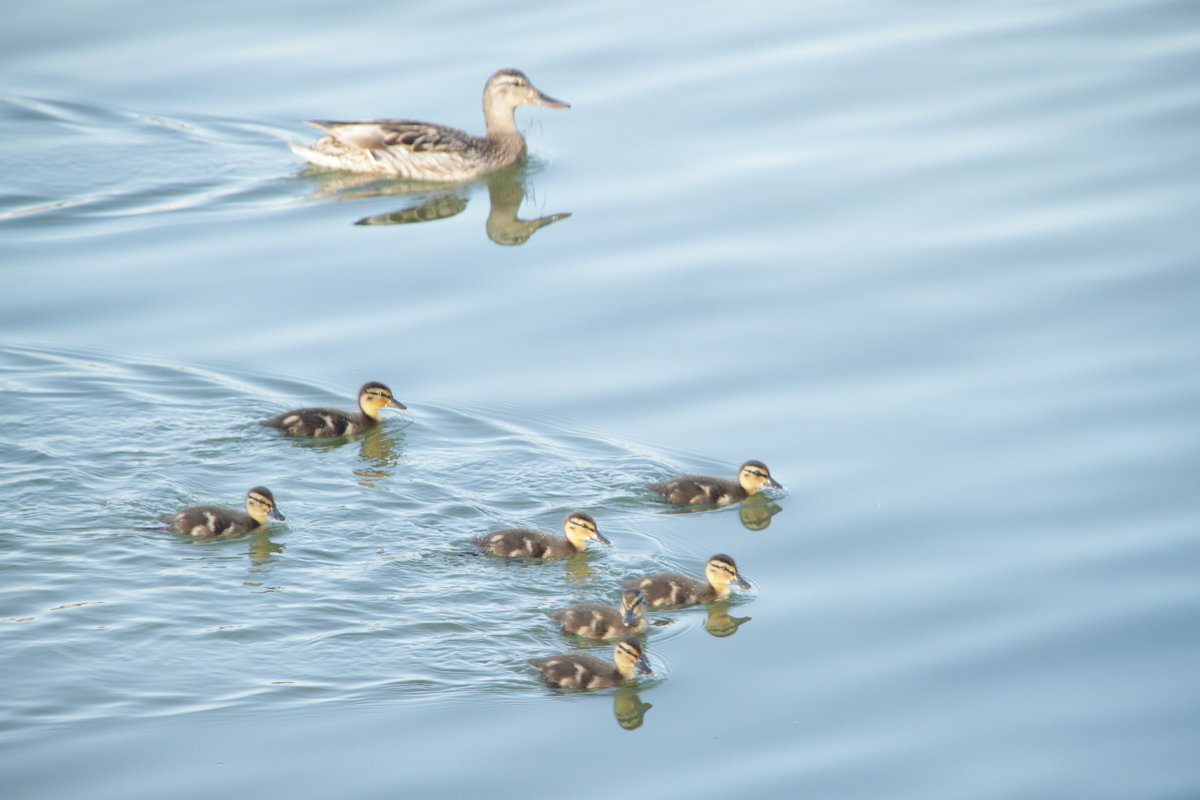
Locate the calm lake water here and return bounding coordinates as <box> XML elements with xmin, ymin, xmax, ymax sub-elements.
<box><xmin>3</xmin><ymin>0</ymin><xmax>1199</xmax><ymax>798</ymax></box>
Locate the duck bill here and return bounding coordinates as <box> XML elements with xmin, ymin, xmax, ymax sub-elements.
<box><xmin>592</xmin><ymin>531</ymin><xmax>612</xmax><ymax>546</ymax></box>
<box><xmin>734</xmin><ymin>574</ymin><xmax>751</xmax><ymax>590</ymax></box>
<box><xmin>622</xmin><ymin>609</ymin><xmax>637</xmax><ymax>626</ymax></box>
<box><xmin>269</xmin><ymin>507</ymin><xmax>286</xmax><ymax>522</ymax></box>
<box><xmin>388</xmin><ymin>399</ymin><xmax>407</xmax><ymax>410</ymax></box>
<box><xmin>534</xmin><ymin>91</ymin><xmax>570</xmax><ymax>109</ymax></box>
<box><xmin>768</xmin><ymin>478</ymin><xmax>783</xmax><ymax>489</ymax></box>
<box><xmin>636</xmin><ymin>657</ymin><xmax>653</xmax><ymax>676</ymax></box>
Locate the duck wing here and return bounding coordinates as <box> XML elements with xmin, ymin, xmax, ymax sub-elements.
<box><xmin>259</xmin><ymin>406</ymin><xmax>356</xmax><ymax>438</ymax></box>
<box><xmin>307</xmin><ymin>119</ymin><xmax>476</xmax><ymax>153</ymax></box>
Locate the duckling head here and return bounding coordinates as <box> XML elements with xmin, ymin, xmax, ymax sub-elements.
<box><xmin>245</xmin><ymin>487</ymin><xmax>285</xmax><ymax>524</ymax></box>
<box><xmin>620</xmin><ymin>589</ymin><xmax>646</xmax><ymax>627</ymax></box>
<box><xmin>486</xmin><ymin>69</ymin><xmax>570</xmax><ymax>112</ymax></box>
<box><xmin>562</xmin><ymin>511</ymin><xmax>611</xmax><ymax>549</ymax></box>
<box><xmin>738</xmin><ymin>460</ymin><xmax>782</xmax><ymax>495</ymax></box>
<box><xmin>358</xmin><ymin>382</ymin><xmax>407</xmax><ymax>420</ymax></box>
<box><xmin>612</xmin><ymin>635</ymin><xmax>652</xmax><ymax>678</ymax></box>
<box><xmin>705</xmin><ymin>553</ymin><xmax>751</xmax><ymax>594</ymax></box>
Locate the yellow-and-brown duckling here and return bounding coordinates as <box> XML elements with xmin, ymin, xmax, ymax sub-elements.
<box><xmin>290</xmin><ymin>69</ymin><xmax>569</xmax><ymax>181</ymax></box>
<box><xmin>551</xmin><ymin>589</ymin><xmax>647</xmax><ymax>640</ymax></box>
<box><xmin>529</xmin><ymin>635</ymin><xmax>652</xmax><ymax>690</ymax></box>
<box><xmin>648</xmin><ymin>459</ymin><xmax>781</xmax><ymax>506</ymax></box>
<box><xmin>259</xmin><ymin>382</ymin><xmax>405</xmax><ymax>438</ymax></box>
<box><xmin>473</xmin><ymin>511</ymin><xmax>609</xmax><ymax>558</ymax></box>
<box><xmin>163</xmin><ymin>486</ymin><xmax>284</xmax><ymax>537</ymax></box>
<box><xmin>624</xmin><ymin>553</ymin><xmax>751</xmax><ymax>607</ymax></box>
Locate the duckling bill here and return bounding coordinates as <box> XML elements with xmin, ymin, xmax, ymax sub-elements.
<box><xmin>473</xmin><ymin>511</ymin><xmax>609</xmax><ymax>559</ymax></box>
<box><xmin>290</xmin><ymin>69</ymin><xmax>568</xmax><ymax>181</ymax></box>
<box><xmin>163</xmin><ymin>487</ymin><xmax>284</xmax><ymax>537</ymax></box>
<box><xmin>624</xmin><ymin>553</ymin><xmax>751</xmax><ymax>607</ymax></box>
<box><xmin>648</xmin><ymin>460</ymin><xmax>781</xmax><ymax>506</ymax></box>
<box><xmin>529</xmin><ymin>635</ymin><xmax>652</xmax><ymax>690</ymax></box>
<box><xmin>260</xmin><ymin>382</ymin><xmax>405</xmax><ymax>438</ymax></box>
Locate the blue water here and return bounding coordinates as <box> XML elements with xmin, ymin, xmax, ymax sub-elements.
<box><xmin>3</xmin><ymin>0</ymin><xmax>1199</xmax><ymax>797</ymax></box>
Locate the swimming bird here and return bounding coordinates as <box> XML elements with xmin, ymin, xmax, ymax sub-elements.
<box><xmin>290</xmin><ymin>69</ymin><xmax>569</xmax><ymax>181</ymax></box>
<box><xmin>259</xmin><ymin>382</ymin><xmax>405</xmax><ymax>438</ymax></box>
<box><xmin>648</xmin><ymin>460</ymin><xmax>781</xmax><ymax>506</ymax></box>
<box><xmin>552</xmin><ymin>589</ymin><xmax>647</xmax><ymax>640</ymax></box>
<box><xmin>529</xmin><ymin>635</ymin><xmax>652</xmax><ymax>690</ymax></box>
<box><xmin>624</xmin><ymin>554</ymin><xmax>751</xmax><ymax>606</ymax></box>
<box><xmin>163</xmin><ymin>486</ymin><xmax>284</xmax><ymax>537</ymax></box>
<box><xmin>473</xmin><ymin>511</ymin><xmax>610</xmax><ymax>558</ymax></box>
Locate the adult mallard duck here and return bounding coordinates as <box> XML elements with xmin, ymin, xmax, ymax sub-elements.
<box><xmin>473</xmin><ymin>511</ymin><xmax>610</xmax><ymax>559</ymax></box>
<box><xmin>290</xmin><ymin>69</ymin><xmax>568</xmax><ymax>181</ymax></box>
<box><xmin>259</xmin><ymin>382</ymin><xmax>405</xmax><ymax>438</ymax></box>
<box><xmin>529</xmin><ymin>635</ymin><xmax>652</xmax><ymax>690</ymax></box>
<box><xmin>163</xmin><ymin>486</ymin><xmax>284</xmax><ymax>537</ymax></box>
<box><xmin>551</xmin><ymin>589</ymin><xmax>647</xmax><ymax>639</ymax></box>
<box><xmin>624</xmin><ymin>554</ymin><xmax>751</xmax><ymax>607</ymax></box>
<box><xmin>648</xmin><ymin>460</ymin><xmax>781</xmax><ymax>506</ymax></box>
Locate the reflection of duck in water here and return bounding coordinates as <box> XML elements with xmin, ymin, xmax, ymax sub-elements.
<box><xmin>163</xmin><ymin>486</ymin><xmax>284</xmax><ymax>537</ymax></box>
<box><xmin>648</xmin><ymin>460</ymin><xmax>782</xmax><ymax>506</ymax></box>
<box><xmin>352</xmin><ymin>166</ymin><xmax>570</xmax><ymax>246</ymax></box>
<box><xmin>354</xmin><ymin>424</ymin><xmax>406</xmax><ymax>486</ymax></box>
<box><xmin>259</xmin><ymin>382</ymin><xmax>405</xmax><ymax>438</ymax></box>
<box><xmin>625</xmin><ymin>554</ymin><xmax>751</xmax><ymax>607</ymax></box>
<box><xmin>552</xmin><ymin>589</ymin><xmax>647</xmax><ymax>639</ymax></box>
<box><xmin>474</xmin><ymin>511</ymin><xmax>610</xmax><ymax>559</ymax></box>
<box><xmin>290</xmin><ymin>69</ymin><xmax>568</xmax><ymax>181</ymax></box>
<box><xmin>529</xmin><ymin>635</ymin><xmax>652</xmax><ymax>690</ymax></box>
<box><xmin>738</xmin><ymin>492</ymin><xmax>784</xmax><ymax>530</ymax></box>
<box><xmin>613</xmin><ymin>687</ymin><xmax>653</xmax><ymax>730</ymax></box>
<box><xmin>704</xmin><ymin>601</ymin><xmax>752</xmax><ymax>638</ymax></box>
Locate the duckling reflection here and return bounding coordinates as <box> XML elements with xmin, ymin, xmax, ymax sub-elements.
<box><xmin>303</xmin><ymin>162</ymin><xmax>569</xmax><ymax>245</ymax></box>
<box><xmin>613</xmin><ymin>687</ymin><xmax>653</xmax><ymax>730</ymax></box>
<box><xmin>353</xmin><ymin>424</ymin><xmax>406</xmax><ymax>487</ymax></box>
<box><xmin>738</xmin><ymin>492</ymin><xmax>784</xmax><ymax>530</ymax></box>
<box><xmin>704</xmin><ymin>601</ymin><xmax>752</xmax><ymax>638</ymax></box>
<box><xmin>247</xmin><ymin>528</ymin><xmax>284</xmax><ymax>568</ymax></box>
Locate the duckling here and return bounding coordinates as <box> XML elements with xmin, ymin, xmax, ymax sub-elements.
<box><xmin>552</xmin><ymin>589</ymin><xmax>647</xmax><ymax>640</ymax></box>
<box><xmin>163</xmin><ymin>486</ymin><xmax>284</xmax><ymax>537</ymax></box>
<box><xmin>290</xmin><ymin>69</ymin><xmax>569</xmax><ymax>181</ymax></box>
<box><xmin>648</xmin><ymin>460</ymin><xmax>781</xmax><ymax>506</ymax></box>
<box><xmin>473</xmin><ymin>511</ymin><xmax>610</xmax><ymax>558</ymax></box>
<box><xmin>529</xmin><ymin>635</ymin><xmax>652</xmax><ymax>690</ymax></box>
<box><xmin>259</xmin><ymin>382</ymin><xmax>405</xmax><ymax>438</ymax></box>
<box><xmin>624</xmin><ymin>553</ymin><xmax>751</xmax><ymax>607</ymax></box>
